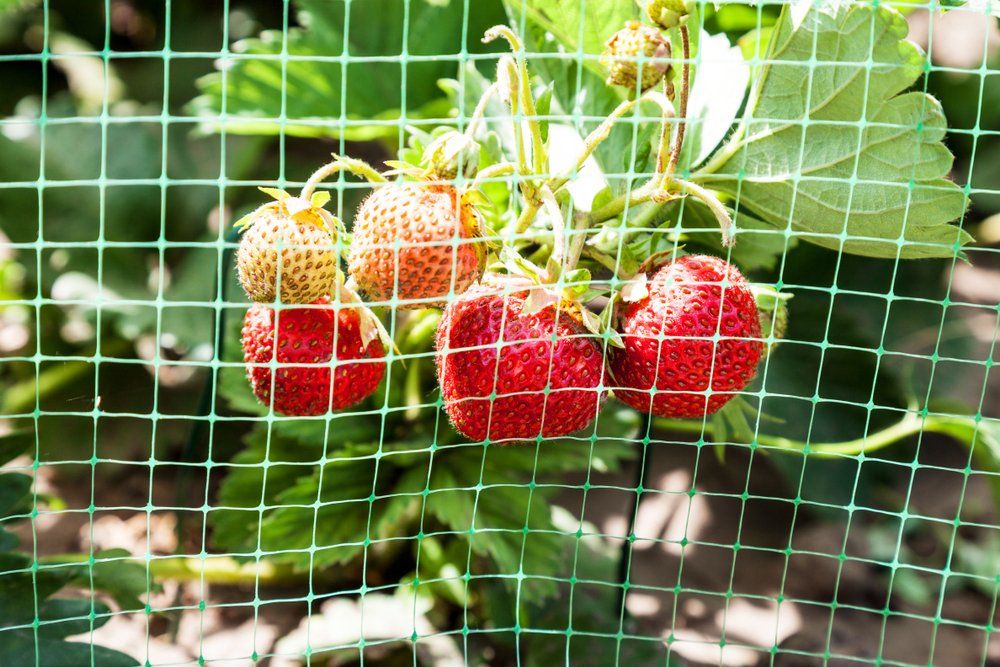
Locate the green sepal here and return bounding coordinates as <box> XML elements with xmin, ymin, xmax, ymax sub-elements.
<box><xmin>500</xmin><ymin>246</ymin><xmax>546</xmax><ymax>284</ymax></box>
<box><xmin>751</xmin><ymin>285</ymin><xmax>793</xmax><ymax>355</ymax></box>
<box><xmin>382</xmin><ymin>160</ymin><xmax>424</xmax><ymax>179</ymax></box>
<box><xmin>599</xmin><ymin>293</ymin><xmax>626</xmax><ymax>349</ymax></box>
<box><xmin>310</xmin><ymin>191</ymin><xmax>331</xmax><ymax>209</ymax></box>
<box><xmin>258</xmin><ymin>186</ymin><xmax>292</xmax><ymax>201</ymax></box>
<box><xmin>561</xmin><ymin>268</ymin><xmax>592</xmax><ymax>300</ymax></box>
<box><xmin>233</xmin><ymin>202</ymin><xmax>272</xmax><ymax>231</ymax></box>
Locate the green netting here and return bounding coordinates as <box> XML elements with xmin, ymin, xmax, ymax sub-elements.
<box><xmin>0</xmin><ymin>0</ymin><xmax>998</xmax><ymax>665</ymax></box>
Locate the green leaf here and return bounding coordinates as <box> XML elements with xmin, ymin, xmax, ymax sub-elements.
<box><xmin>189</xmin><ymin>0</ymin><xmax>507</xmax><ymax>142</ymax></box>
<box><xmin>218</xmin><ymin>366</ymin><xmax>266</xmax><ymax>416</ymax></box>
<box><xmin>535</xmin><ymin>83</ymin><xmax>553</xmax><ymax>143</ymax></box>
<box><xmin>695</xmin><ymin>1</ymin><xmax>971</xmax><ymax>259</ymax></box>
<box><xmin>0</xmin><ymin>473</ymin><xmax>32</xmax><ymax>520</ymax></box>
<box><xmin>0</xmin><ymin>555</ymin><xmax>81</xmax><ymax>628</ymax></box>
<box><xmin>37</xmin><ymin>598</ymin><xmax>113</xmax><ymax>639</ymax></box>
<box><xmin>0</xmin><ymin>632</ymin><xmax>138</xmax><ymax>667</ymax></box>
<box><xmin>210</xmin><ymin>399</ymin><xmax>637</xmax><ymax>598</ymax></box>
<box><xmin>503</xmin><ymin>0</ymin><xmax>638</xmax><ymax>81</ymax></box>
<box><xmin>425</xmin><ymin>463</ymin><xmax>564</xmax><ymax>603</ymax></box>
<box><xmin>0</xmin><ymin>430</ymin><xmax>34</xmax><ymax>466</ymax></box>
<box><xmin>83</xmin><ymin>550</ymin><xmax>151</xmax><ymax>611</ymax></box>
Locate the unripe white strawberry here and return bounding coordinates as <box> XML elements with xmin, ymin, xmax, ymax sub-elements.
<box><xmin>236</xmin><ymin>188</ymin><xmax>341</xmax><ymax>304</ymax></box>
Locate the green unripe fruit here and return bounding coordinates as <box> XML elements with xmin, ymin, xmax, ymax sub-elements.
<box><xmin>601</xmin><ymin>21</ymin><xmax>672</xmax><ymax>94</ymax></box>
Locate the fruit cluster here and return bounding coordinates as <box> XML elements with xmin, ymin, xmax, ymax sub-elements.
<box><xmin>234</xmin><ymin>4</ymin><xmax>782</xmax><ymax>444</ymax></box>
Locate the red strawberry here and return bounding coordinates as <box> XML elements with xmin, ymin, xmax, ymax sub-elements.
<box><xmin>348</xmin><ymin>184</ymin><xmax>485</xmax><ymax>308</ymax></box>
<box><xmin>610</xmin><ymin>255</ymin><xmax>762</xmax><ymax>418</ymax></box>
<box><xmin>242</xmin><ymin>297</ymin><xmax>386</xmax><ymax>416</ymax></box>
<box><xmin>435</xmin><ymin>279</ymin><xmax>605</xmax><ymax>442</ymax></box>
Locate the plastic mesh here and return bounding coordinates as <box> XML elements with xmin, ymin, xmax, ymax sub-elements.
<box><xmin>0</xmin><ymin>0</ymin><xmax>997</xmax><ymax>665</ymax></box>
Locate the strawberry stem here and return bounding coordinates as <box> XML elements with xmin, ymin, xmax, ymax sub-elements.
<box><xmin>564</xmin><ymin>214</ymin><xmax>592</xmax><ymax>273</ymax></box>
<box><xmin>514</xmin><ymin>199</ymin><xmax>541</xmax><ymax>235</ymax></box>
<box><xmin>552</xmin><ymin>89</ymin><xmax>674</xmax><ymax>197</ymax></box>
<box><xmin>655</xmin><ymin>410</ymin><xmax>985</xmax><ymax>459</ymax></box>
<box><xmin>472</xmin><ymin>161</ymin><xmax>516</xmax><ymax>190</ymax></box>
<box><xmin>664</xmin><ymin>25</ymin><xmax>691</xmax><ymax>180</ymax></box>
<box><xmin>484</xmin><ymin>26</ymin><xmax>548</xmax><ymax>175</ymax></box>
<box><xmin>538</xmin><ymin>88</ymin><xmax>674</xmax><ymax>266</ymax></box>
<box><xmin>654</xmin><ymin>79</ymin><xmax>673</xmax><ymax>174</ymax></box>
<box><xmin>671</xmin><ymin>178</ymin><xmax>734</xmax><ymax>246</ymax></box>
<box><xmin>540</xmin><ymin>186</ymin><xmax>568</xmax><ymax>272</ymax></box>
<box><xmin>301</xmin><ymin>155</ymin><xmax>386</xmax><ymax>199</ymax></box>
<box><xmin>464</xmin><ymin>81</ymin><xmax>500</xmax><ymax>140</ymax></box>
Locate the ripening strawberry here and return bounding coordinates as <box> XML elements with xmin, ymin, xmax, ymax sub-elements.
<box><xmin>610</xmin><ymin>255</ymin><xmax>762</xmax><ymax>418</ymax></box>
<box><xmin>348</xmin><ymin>184</ymin><xmax>485</xmax><ymax>308</ymax></box>
<box><xmin>435</xmin><ymin>279</ymin><xmax>605</xmax><ymax>442</ymax></box>
<box><xmin>242</xmin><ymin>297</ymin><xmax>386</xmax><ymax>416</ymax></box>
<box><xmin>236</xmin><ymin>189</ymin><xmax>340</xmax><ymax>305</ymax></box>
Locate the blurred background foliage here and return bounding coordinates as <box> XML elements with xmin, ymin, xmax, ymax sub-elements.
<box><xmin>0</xmin><ymin>0</ymin><xmax>997</xmax><ymax>664</ymax></box>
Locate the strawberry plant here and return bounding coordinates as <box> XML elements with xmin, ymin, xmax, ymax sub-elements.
<box><xmin>0</xmin><ymin>0</ymin><xmax>995</xmax><ymax>663</ymax></box>
<box><xmin>194</xmin><ymin>2</ymin><xmax>996</xmax><ymax>662</ymax></box>
<box><xmin>0</xmin><ymin>430</ymin><xmax>151</xmax><ymax>666</ymax></box>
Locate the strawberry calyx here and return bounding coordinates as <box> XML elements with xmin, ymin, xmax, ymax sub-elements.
<box><xmin>495</xmin><ymin>246</ymin><xmax>624</xmax><ymax>348</ymax></box>
<box><xmin>335</xmin><ymin>271</ymin><xmax>397</xmax><ymax>354</ymax></box>
<box><xmin>751</xmin><ymin>284</ymin><xmax>793</xmax><ymax>357</ymax></box>
<box><xmin>422</xmin><ymin>130</ymin><xmax>482</xmax><ymax>181</ymax></box>
<box><xmin>234</xmin><ymin>187</ymin><xmax>343</xmax><ymax>235</ymax></box>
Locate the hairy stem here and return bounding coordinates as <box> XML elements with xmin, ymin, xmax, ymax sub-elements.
<box><xmin>587</xmin><ymin>187</ymin><xmax>656</xmax><ymax>226</ymax></box>
<box><xmin>548</xmin><ymin>96</ymin><xmax>638</xmax><ymax>193</ymax></box>
<box><xmin>300</xmin><ymin>156</ymin><xmax>386</xmax><ymax>199</ymax></box>
<box><xmin>665</xmin><ymin>25</ymin><xmax>691</xmax><ymax>179</ymax></box>
<box><xmin>540</xmin><ymin>187</ymin><xmax>567</xmax><ymax>271</ymax></box>
<box><xmin>672</xmin><ymin>178</ymin><xmax>734</xmax><ymax>246</ymax></box>
<box><xmin>519</xmin><ymin>60</ymin><xmax>548</xmax><ymax>174</ymax></box>
<box><xmin>464</xmin><ymin>81</ymin><xmax>499</xmax><ymax>139</ymax></box>
<box><xmin>654</xmin><ymin>412</ymin><xmax>983</xmax><ymax>458</ymax></box>
<box><xmin>564</xmin><ymin>213</ymin><xmax>592</xmax><ymax>274</ymax></box>
<box><xmin>514</xmin><ymin>199</ymin><xmax>541</xmax><ymax>235</ymax></box>
<box><xmin>654</xmin><ymin>80</ymin><xmax>672</xmax><ymax>174</ymax></box>
<box><xmin>485</xmin><ymin>26</ymin><xmax>547</xmax><ymax>174</ymax></box>
<box><xmin>472</xmin><ymin>161</ymin><xmax>517</xmax><ymax>190</ymax></box>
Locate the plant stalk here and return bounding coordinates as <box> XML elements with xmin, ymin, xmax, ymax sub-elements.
<box><xmin>671</xmin><ymin>178</ymin><xmax>734</xmax><ymax>245</ymax></box>
<box><xmin>665</xmin><ymin>25</ymin><xmax>691</xmax><ymax>180</ymax></box>
<box><xmin>654</xmin><ymin>411</ymin><xmax>982</xmax><ymax>457</ymax></box>
<box><xmin>471</xmin><ymin>162</ymin><xmax>516</xmax><ymax>190</ymax></box>
<box><xmin>464</xmin><ymin>81</ymin><xmax>500</xmax><ymax>139</ymax></box>
<box><xmin>300</xmin><ymin>155</ymin><xmax>386</xmax><ymax>199</ymax></box>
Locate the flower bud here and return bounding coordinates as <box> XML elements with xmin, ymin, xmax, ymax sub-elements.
<box><xmin>423</xmin><ymin>130</ymin><xmax>481</xmax><ymax>180</ymax></box>
<box><xmin>638</xmin><ymin>0</ymin><xmax>693</xmax><ymax>30</ymax></box>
